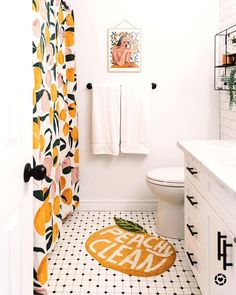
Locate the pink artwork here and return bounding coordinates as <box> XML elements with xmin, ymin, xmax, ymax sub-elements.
<box><xmin>108</xmin><ymin>28</ymin><xmax>141</xmax><ymax>72</ymax></box>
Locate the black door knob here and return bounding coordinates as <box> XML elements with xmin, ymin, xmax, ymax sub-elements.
<box><xmin>24</xmin><ymin>163</ymin><xmax>47</xmax><ymax>182</ymax></box>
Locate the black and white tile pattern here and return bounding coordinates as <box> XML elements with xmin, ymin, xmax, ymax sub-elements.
<box><xmin>48</xmin><ymin>211</ymin><xmax>201</xmax><ymax>295</ymax></box>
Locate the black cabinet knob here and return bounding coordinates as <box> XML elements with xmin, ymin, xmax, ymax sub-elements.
<box><xmin>23</xmin><ymin>163</ymin><xmax>46</xmax><ymax>182</ymax></box>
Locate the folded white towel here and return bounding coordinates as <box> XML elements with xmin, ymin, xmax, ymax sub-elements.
<box><xmin>92</xmin><ymin>83</ymin><xmax>120</xmax><ymax>155</ymax></box>
<box><xmin>121</xmin><ymin>84</ymin><xmax>150</xmax><ymax>154</ymax></box>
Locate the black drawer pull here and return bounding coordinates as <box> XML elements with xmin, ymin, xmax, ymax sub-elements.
<box><xmin>217</xmin><ymin>231</ymin><xmax>233</xmax><ymax>270</ymax></box>
<box><xmin>186</xmin><ymin>251</ymin><xmax>197</xmax><ymax>266</ymax></box>
<box><xmin>186</xmin><ymin>195</ymin><xmax>198</xmax><ymax>206</ymax></box>
<box><xmin>223</xmin><ymin>240</ymin><xmax>233</xmax><ymax>270</ymax></box>
<box><xmin>187</xmin><ymin>224</ymin><xmax>198</xmax><ymax>236</ymax></box>
<box><xmin>186</xmin><ymin>167</ymin><xmax>198</xmax><ymax>175</ymax></box>
<box><xmin>217</xmin><ymin>231</ymin><xmax>226</xmax><ymax>261</ymax></box>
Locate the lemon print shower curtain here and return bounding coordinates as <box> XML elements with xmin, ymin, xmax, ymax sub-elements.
<box><xmin>32</xmin><ymin>0</ymin><xmax>79</xmax><ymax>293</ymax></box>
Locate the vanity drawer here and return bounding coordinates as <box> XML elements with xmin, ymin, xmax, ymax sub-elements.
<box><xmin>185</xmin><ymin>154</ymin><xmax>203</xmax><ymax>192</ymax></box>
<box><xmin>185</xmin><ymin>236</ymin><xmax>209</xmax><ymax>295</ymax></box>
<box><xmin>185</xmin><ymin>210</ymin><xmax>208</xmax><ymax>256</ymax></box>
<box><xmin>185</xmin><ymin>178</ymin><xmax>208</xmax><ymax>224</ymax></box>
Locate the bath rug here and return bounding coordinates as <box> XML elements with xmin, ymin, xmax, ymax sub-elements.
<box><xmin>85</xmin><ymin>217</ymin><xmax>176</xmax><ymax>277</ymax></box>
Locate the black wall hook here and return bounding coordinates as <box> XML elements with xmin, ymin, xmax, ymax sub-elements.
<box><xmin>151</xmin><ymin>83</ymin><xmax>157</xmax><ymax>89</ymax></box>
<box><xmin>86</xmin><ymin>83</ymin><xmax>92</xmax><ymax>89</ymax></box>
<box><xmin>86</xmin><ymin>83</ymin><xmax>157</xmax><ymax>90</ymax></box>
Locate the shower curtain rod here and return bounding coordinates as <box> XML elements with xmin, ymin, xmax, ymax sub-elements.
<box><xmin>86</xmin><ymin>83</ymin><xmax>157</xmax><ymax>90</ymax></box>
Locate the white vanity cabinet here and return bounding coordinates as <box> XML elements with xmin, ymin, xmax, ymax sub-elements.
<box><xmin>178</xmin><ymin>141</ymin><xmax>236</xmax><ymax>295</ymax></box>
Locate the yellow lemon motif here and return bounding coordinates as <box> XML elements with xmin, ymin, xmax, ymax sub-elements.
<box><xmin>74</xmin><ymin>149</ymin><xmax>79</xmax><ymax>163</ymax></box>
<box><xmin>33</xmin><ymin>121</ymin><xmax>40</xmax><ymax>150</ymax></box>
<box><xmin>53</xmin><ymin>223</ymin><xmax>59</xmax><ymax>242</ymax></box>
<box><xmin>63</xmin><ymin>84</ymin><xmax>67</xmax><ymax>96</ymax></box>
<box><xmin>66</xmin><ymin>13</ymin><xmax>74</xmax><ymax>26</ymax></box>
<box><xmin>34</xmin><ymin>67</ymin><xmax>42</xmax><ymax>90</ymax></box>
<box><xmin>59</xmin><ymin>109</ymin><xmax>66</xmax><ymax>121</ymax></box>
<box><xmin>74</xmin><ymin>201</ymin><xmax>79</xmax><ymax>208</ymax></box>
<box><xmin>71</xmin><ymin>126</ymin><xmax>78</xmax><ymax>141</ymax></box>
<box><xmin>53</xmin><ymin>195</ymin><xmax>60</xmax><ymax>215</ymax></box>
<box><xmin>39</xmin><ymin>135</ymin><xmax>45</xmax><ymax>152</ymax></box>
<box><xmin>66</xmin><ymin>68</ymin><xmax>75</xmax><ymax>82</ymax></box>
<box><xmin>62</xmin><ymin>188</ymin><xmax>72</xmax><ymax>205</ymax></box>
<box><xmin>65</xmin><ymin>31</ymin><xmax>74</xmax><ymax>47</ymax></box>
<box><xmin>63</xmin><ymin>122</ymin><xmax>69</xmax><ymax>136</ymax></box>
<box><xmin>57</xmin><ymin>50</ymin><xmax>64</xmax><ymax>65</ymax></box>
<box><xmin>58</xmin><ymin>7</ymin><xmax>64</xmax><ymax>24</ymax></box>
<box><xmin>53</xmin><ymin>147</ymin><xmax>59</xmax><ymax>166</ymax></box>
<box><xmin>37</xmin><ymin>256</ymin><xmax>48</xmax><ymax>286</ymax></box>
<box><xmin>44</xmin><ymin>201</ymin><xmax>52</xmax><ymax>223</ymax></box>
<box><xmin>60</xmin><ymin>176</ymin><xmax>66</xmax><ymax>190</ymax></box>
<box><xmin>33</xmin><ymin>88</ymin><xmax>36</xmax><ymax>107</ymax></box>
<box><xmin>51</xmin><ymin>84</ymin><xmax>57</xmax><ymax>102</ymax></box>
<box><xmin>34</xmin><ymin>205</ymin><xmax>46</xmax><ymax>236</ymax></box>
<box><xmin>34</xmin><ymin>200</ymin><xmax>52</xmax><ymax>236</ymax></box>
<box><xmin>68</xmin><ymin>102</ymin><xmax>76</xmax><ymax>118</ymax></box>
<box><xmin>45</xmin><ymin>26</ymin><xmax>50</xmax><ymax>44</ymax></box>
<box><xmin>86</xmin><ymin>218</ymin><xmax>176</xmax><ymax>277</ymax></box>
<box><xmin>49</xmin><ymin>107</ymin><xmax>54</xmax><ymax>125</ymax></box>
<box><xmin>37</xmin><ymin>43</ymin><xmax>44</xmax><ymax>62</ymax></box>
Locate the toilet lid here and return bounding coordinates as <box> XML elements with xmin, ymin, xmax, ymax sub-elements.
<box><xmin>146</xmin><ymin>167</ymin><xmax>184</xmax><ymax>184</ymax></box>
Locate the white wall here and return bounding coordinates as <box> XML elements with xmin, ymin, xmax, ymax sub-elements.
<box><xmin>72</xmin><ymin>0</ymin><xmax>219</xmax><ymax>209</ymax></box>
<box><xmin>219</xmin><ymin>0</ymin><xmax>236</xmax><ymax>139</ymax></box>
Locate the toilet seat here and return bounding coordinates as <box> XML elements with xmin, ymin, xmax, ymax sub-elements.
<box><xmin>146</xmin><ymin>167</ymin><xmax>184</xmax><ymax>188</ymax></box>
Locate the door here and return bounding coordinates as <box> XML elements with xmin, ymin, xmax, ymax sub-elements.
<box><xmin>209</xmin><ymin>212</ymin><xmax>236</xmax><ymax>295</ymax></box>
<box><xmin>0</xmin><ymin>1</ymin><xmax>33</xmax><ymax>294</ymax></box>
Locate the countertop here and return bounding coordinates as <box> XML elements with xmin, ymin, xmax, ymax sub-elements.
<box><xmin>177</xmin><ymin>140</ymin><xmax>236</xmax><ymax>194</ymax></box>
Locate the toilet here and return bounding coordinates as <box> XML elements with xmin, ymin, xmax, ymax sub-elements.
<box><xmin>146</xmin><ymin>167</ymin><xmax>184</xmax><ymax>239</ymax></box>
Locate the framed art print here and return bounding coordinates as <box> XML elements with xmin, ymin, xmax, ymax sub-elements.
<box><xmin>108</xmin><ymin>27</ymin><xmax>141</xmax><ymax>72</ymax></box>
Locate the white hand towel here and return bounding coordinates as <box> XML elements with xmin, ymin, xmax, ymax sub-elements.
<box><xmin>121</xmin><ymin>84</ymin><xmax>151</xmax><ymax>154</ymax></box>
<box><xmin>92</xmin><ymin>83</ymin><xmax>120</xmax><ymax>155</ymax></box>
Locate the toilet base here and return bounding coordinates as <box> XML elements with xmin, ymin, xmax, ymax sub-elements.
<box><xmin>156</xmin><ymin>200</ymin><xmax>184</xmax><ymax>240</ymax></box>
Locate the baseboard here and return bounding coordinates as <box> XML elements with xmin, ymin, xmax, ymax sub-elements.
<box><xmin>78</xmin><ymin>199</ymin><xmax>158</xmax><ymax>211</ymax></box>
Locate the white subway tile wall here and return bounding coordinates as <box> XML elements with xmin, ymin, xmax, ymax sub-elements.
<box><xmin>219</xmin><ymin>0</ymin><xmax>236</xmax><ymax>139</ymax></box>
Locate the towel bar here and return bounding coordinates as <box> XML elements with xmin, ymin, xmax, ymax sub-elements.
<box><xmin>86</xmin><ymin>83</ymin><xmax>157</xmax><ymax>90</ymax></box>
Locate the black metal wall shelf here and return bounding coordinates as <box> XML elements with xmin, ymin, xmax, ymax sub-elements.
<box><xmin>215</xmin><ymin>64</ymin><xmax>235</xmax><ymax>68</ymax></box>
<box><xmin>214</xmin><ymin>24</ymin><xmax>236</xmax><ymax>91</ymax></box>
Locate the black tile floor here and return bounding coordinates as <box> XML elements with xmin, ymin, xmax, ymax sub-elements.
<box><xmin>48</xmin><ymin>211</ymin><xmax>201</xmax><ymax>295</ymax></box>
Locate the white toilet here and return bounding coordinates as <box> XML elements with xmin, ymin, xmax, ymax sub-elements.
<box><xmin>146</xmin><ymin>167</ymin><xmax>184</xmax><ymax>239</ymax></box>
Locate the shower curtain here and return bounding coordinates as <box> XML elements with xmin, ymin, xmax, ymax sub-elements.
<box><xmin>32</xmin><ymin>0</ymin><xmax>79</xmax><ymax>293</ymax></box>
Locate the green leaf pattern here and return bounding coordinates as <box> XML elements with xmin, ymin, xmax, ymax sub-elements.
<box><xmin>114</xmin><ymin>217</ymin><xmax>148</xmax><ymax>234</ymax></box>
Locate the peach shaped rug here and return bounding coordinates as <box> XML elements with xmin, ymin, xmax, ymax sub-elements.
<box><xmin>85</xmin><ymin>217</ymin><xmax>176</xmax><ymax>277</ymax></box>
